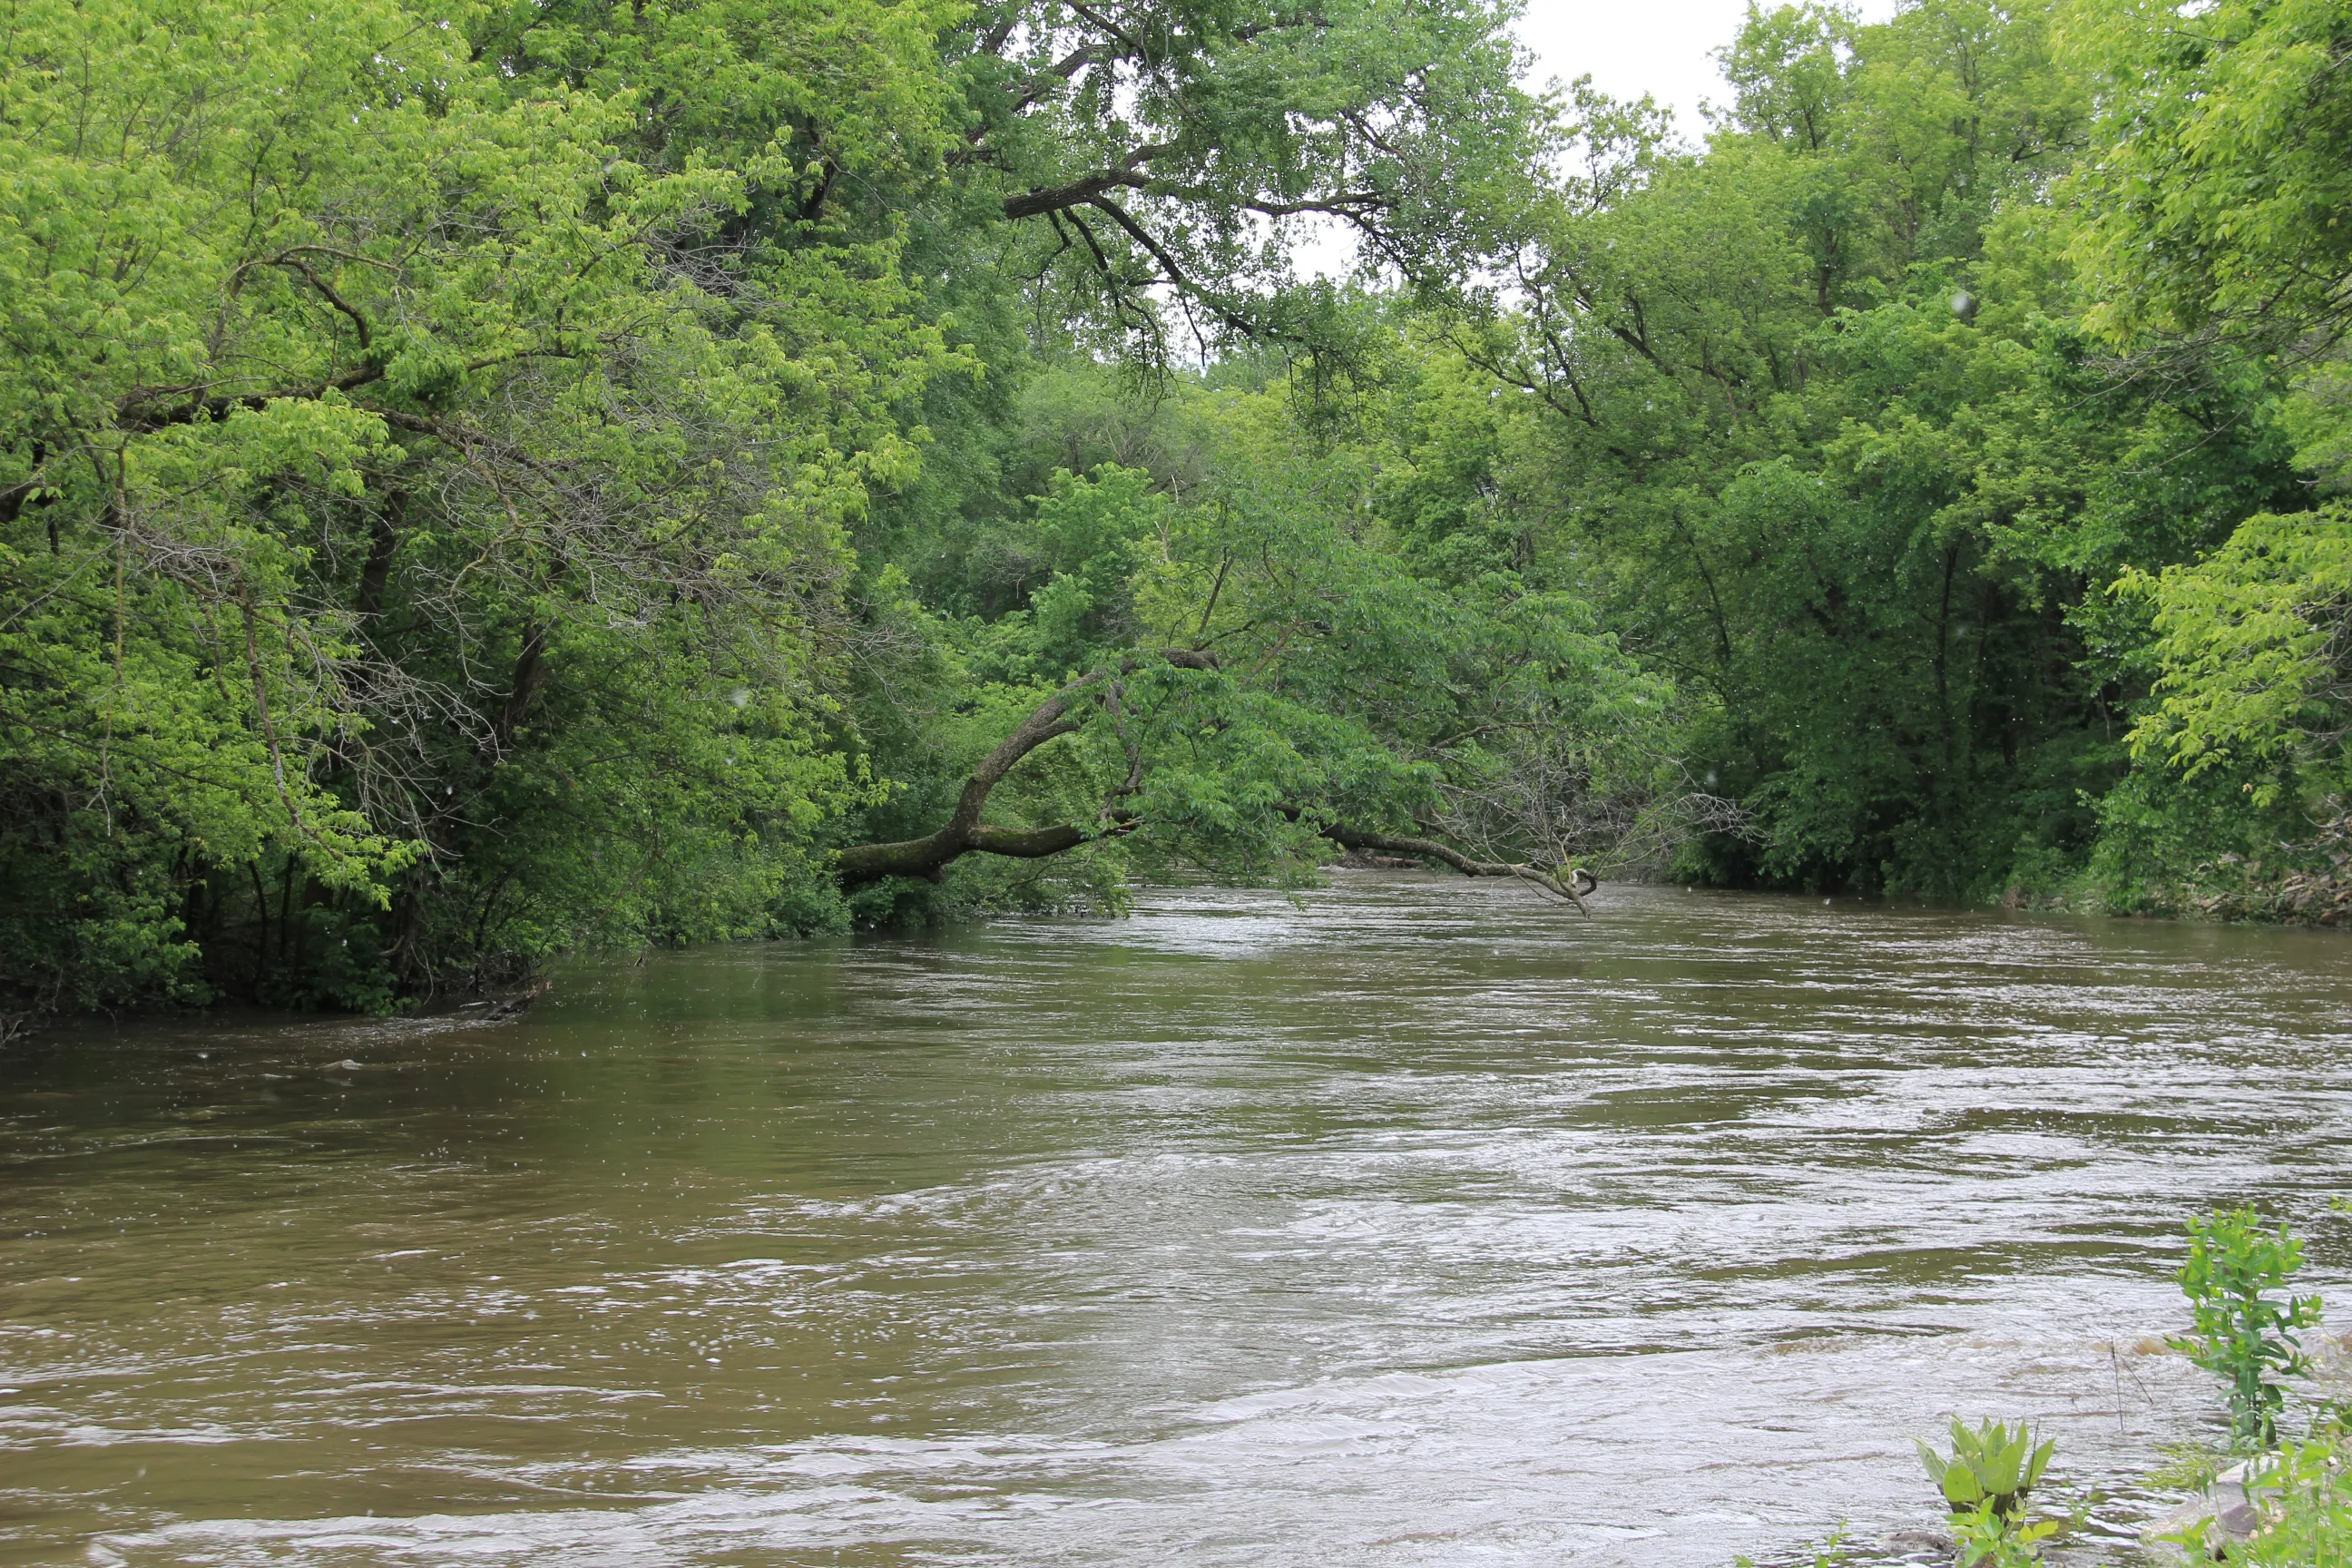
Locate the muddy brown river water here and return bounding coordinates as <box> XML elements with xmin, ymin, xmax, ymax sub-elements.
<box><xmin>4</xmin><ymin>877</ymin><xmax>2349</xmax><ymax>1566</ymax></box>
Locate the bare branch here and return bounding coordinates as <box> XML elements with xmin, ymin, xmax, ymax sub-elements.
<box><xmin>1319</xmin><ymin>824</ymin><xmax>1597</xmax><ymax>910</ymax></box>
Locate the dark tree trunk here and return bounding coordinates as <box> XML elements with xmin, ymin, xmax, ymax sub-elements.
<box><xmin>835</xmin><ymin>678</ymin><xmax>1101</xmax><ymax>885</ymax></box>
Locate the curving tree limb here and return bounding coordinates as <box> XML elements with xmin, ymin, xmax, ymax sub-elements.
<box><xmin>835</xmin><ymin>647</ymin><xmax>1597</xmax><ymax>914</ymax></box>
<box><xmin>835</xmin><ymin>649</ymin><xmax>1218</xmax><ymax>885</ymax></box>
<box><xmin>834</xmin><ymin>677</ymin><xmax>1099</xmax><ymax>884</ymax></box>
<box><xmin>1315</xmin><ymin>826</ymin><xmax>1595</xmax><ymax>912</ymax></box>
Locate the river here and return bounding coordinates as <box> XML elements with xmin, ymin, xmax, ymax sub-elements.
<box><xmin>4</xmin><ymin>877</ymin><xmax>2348</xmax><ymax>1566</ymax></box>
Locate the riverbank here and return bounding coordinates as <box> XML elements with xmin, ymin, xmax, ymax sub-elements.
<box><xmin>9</xmin><ymin>868</ymin><xmax>2350</xmax><ymax>1047</ymax></box>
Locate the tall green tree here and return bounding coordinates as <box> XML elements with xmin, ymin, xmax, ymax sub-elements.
<box><xmin>2063</xmin><ymin>0</ymin><xmax>2352</xmax><ymax>915</ymax></box>
<box><xmin>830</xmin><ymin>367</ymin><xmax>1682</xmax><ymax>923</ymax></box>
<box><xmin>0</xmin><ymin>0</ymin><xmax>978</xmax><ymax>1010</ymax></box>
<box><xmin>1438</xmin><ymin>0</ymin><xmax>2302</xmax><ymax>898</ymax></box>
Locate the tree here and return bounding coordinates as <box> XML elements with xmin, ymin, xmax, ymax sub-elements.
<box><xmin>0</xmin><ymin>0</ymin><xmax>954</xmax><ymax>1007</ymax></box>
<box><xmin>1428</xmin><ymin>0</ymin><xmax>2298</xmax><ymax>899</ymax></box>
<box><xmin>2062</xmin><ymin>0</ymin><xmax>2352</xmax><ymax>915</ymax></box>
<box><xmin>2065</xmin><ymin>0</ymin><xmax>2352</xmax><ymax>355</ymax></box>
<box><xmin>479</xmin><ymin>0</ymin><xmax>1550</xmax><ymax>365</ymax></box>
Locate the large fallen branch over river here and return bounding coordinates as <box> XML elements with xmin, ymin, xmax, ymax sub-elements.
<box><xmin>833</xmin><ymin>652</ymin><xmax>1598</xmax><ymax>911</ymax></box>
<box><xmin>1314</xmin><ymin>825</ymin><xmax>1595</xmax><ymax>910</ymax></box>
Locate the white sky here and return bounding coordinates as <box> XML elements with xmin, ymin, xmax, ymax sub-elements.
<box><xmin>1513</xmin><ymin>0</ymin><xmax>1898</xmax><ymax>142</ymax></box>
<box><xmin>1272</xmin><ymin>0</ymin><xmax>1906</xmax><ymax>287</ymax></box>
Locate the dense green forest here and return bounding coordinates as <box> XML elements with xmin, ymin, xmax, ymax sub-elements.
<box><xmin>2</xmin><ymin>0</ymin><xmax>2347</xmax><ymax>1020</ymax></box>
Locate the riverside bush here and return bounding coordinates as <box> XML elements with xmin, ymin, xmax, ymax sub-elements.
<box><xmin>2155</xmin><ymin>1209</ymin><xmax>2351</xmax><ymax>1563</ymax></box>
<box><xmin>2235</xmin><ymin>1432</ymin><xmax>2352</xmax><ymax>1565</ymax></box>
<box><xmin>1915</xmin><ymin>1419</ymin><xmax>2059</xmax><ymax>1566</ymax></box>
<box><xmin>2173</xmin><ymin>1207</ymin><xmax>2325</xmax><ymax>1449</ymax></box>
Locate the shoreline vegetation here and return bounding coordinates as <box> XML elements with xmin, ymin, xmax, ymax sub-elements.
<box><xmin>1759</xmin><ymin>1208</ymin><xmax>2352</xmax><ymax>1568</ymax></box>
<box><xmin>5</xmin><ymin>0</ymin><xmax>2351</xmax><ymax>1029</ymax></box>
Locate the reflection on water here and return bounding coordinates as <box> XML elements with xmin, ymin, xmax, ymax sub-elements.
<box><xmin>3</xmin><ymin>877</ymin><xmax>2349</xmax><ymax>1566</ymax></box>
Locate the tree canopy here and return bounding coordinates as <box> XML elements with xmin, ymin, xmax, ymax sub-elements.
<box><xmin>5</xmin><ymin>0</ymin><xmax>2349</xmax><ymax>1024</ymax></box>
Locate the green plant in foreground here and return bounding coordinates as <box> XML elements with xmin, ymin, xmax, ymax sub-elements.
<box><xmin>1917</xmin><ymin>1417</ymin><xmax>2057</xmax><ymax>1519</ymax></box>
<box><xmin>1949</xmin><ymin>1499</ymin><xmax>2058</xmax><ymax>1567</ymax></box>
<box><xmin>2172</xmin><ymin>1206</ymin><xmax>2324</xmax><ymax>1449</ymax></box>
<box><xmin>2161</xmin><ymin>1430</ymin><xmax>2352</xmax><ymax>1566</ymax></box>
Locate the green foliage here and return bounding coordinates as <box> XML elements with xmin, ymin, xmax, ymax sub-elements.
<box><xmin>1908</xmin><ymin>1421</ymin><xmax>2063</xmax><ymax>1565</ymax></box>
<box><xmin>0</xmin><ymin>0</ymin><xmax>1574</xmax><ymax>1013</ymax></box>
<box><xmin>1731</xmin><ymin>1523</ymin><xmax>1850</xmax><ymax>1568</ymax></box>
<box><xmin>2226</xmin><ymin>1431</ymin><xmax>2352</xmax><ymax>1565</ymax></box>
<box><xmin>2041</xmin><ymin>0</ymin><xmax>2352</xmax><ymax>915</ymax></box>
<box><xmin>1947</xmin><ymin>1499</ymin><xmax>2059</xmax><ymax>1567</ymax></box>
<box><xmin>1426</xmin><ymin>0</ymin><xmax>2352</xmax><ymax>908</ymax></box>
<box><xmin>1918</xmin><ymin>1417</ymin><xmax>2059</xmax><ymax>1519</ymax></box>
<box><xmin>2064</xmin><ymin>0</ymin><xmax>2352</xmax><ymax>350</ymax></box>
<box><xmin>0</xmin><ymin>0</ymin><xmax>944</xmax><ymax>1010</ymax></box>
<box><xmin>916</xmin><ymin>380</ymin><xmax>1672</xmax><ymax>896</ymax></box>
<box><xmin>2149</xmin><ymin>1438</ymin><xmax>2234</xmax><ymax>1494</ymax></box>
<box><xmin>2119</xmin><ymin>509</ymin><xmax>2352</xmax><ymax>808</ymax></box>
<box><xmin>1445</xmin><ymin>0</ymin><xmax>2283</xmax><ymax>898</ymax></box>
<box><xmin>2158</xmin><ymin>1415</ymin><xmax>2352</xmax><ymax>1566</ymax></box>
<box><xmin>2172</xmin><ymin>1207</ymin><xmax>2325</xmax><ymax>1450</ymax></box>
<box><xmin>10</xmin><ymin>0</ymin><xmax>2352</xmax><ymax>1019</ymax></box>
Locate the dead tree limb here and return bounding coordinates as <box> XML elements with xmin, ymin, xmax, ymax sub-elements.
<box><xmin>1317</xmin><ymin>825</ymin><xmax>1595</xmax><ymax>912</ymax></box>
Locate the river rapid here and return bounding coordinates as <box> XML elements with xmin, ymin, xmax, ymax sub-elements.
<box><xmin>4</xmin><ymin>877</ymin><xmax>2349</xmax><ymax>1567</ymax></box>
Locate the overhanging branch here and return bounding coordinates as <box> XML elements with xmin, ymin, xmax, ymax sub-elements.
<box><xmin>1003</xmin><ymin>143</ymin><xmax>1172</xmax><ymax>220</ymax></box>
<box><xmin>833</xmin><ymin>645</ymin><xmax>1597</xmax><ymax>917</ymax></box>
<box><xmin>835</xmin><ymin>649</ymin><xmax>1214</xmax><ymax>886</ymax></box>
<box><xmin>1318</xmin><ymin>825</ymin><xmax>1594</xmax><ymax>911</ymax></box>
